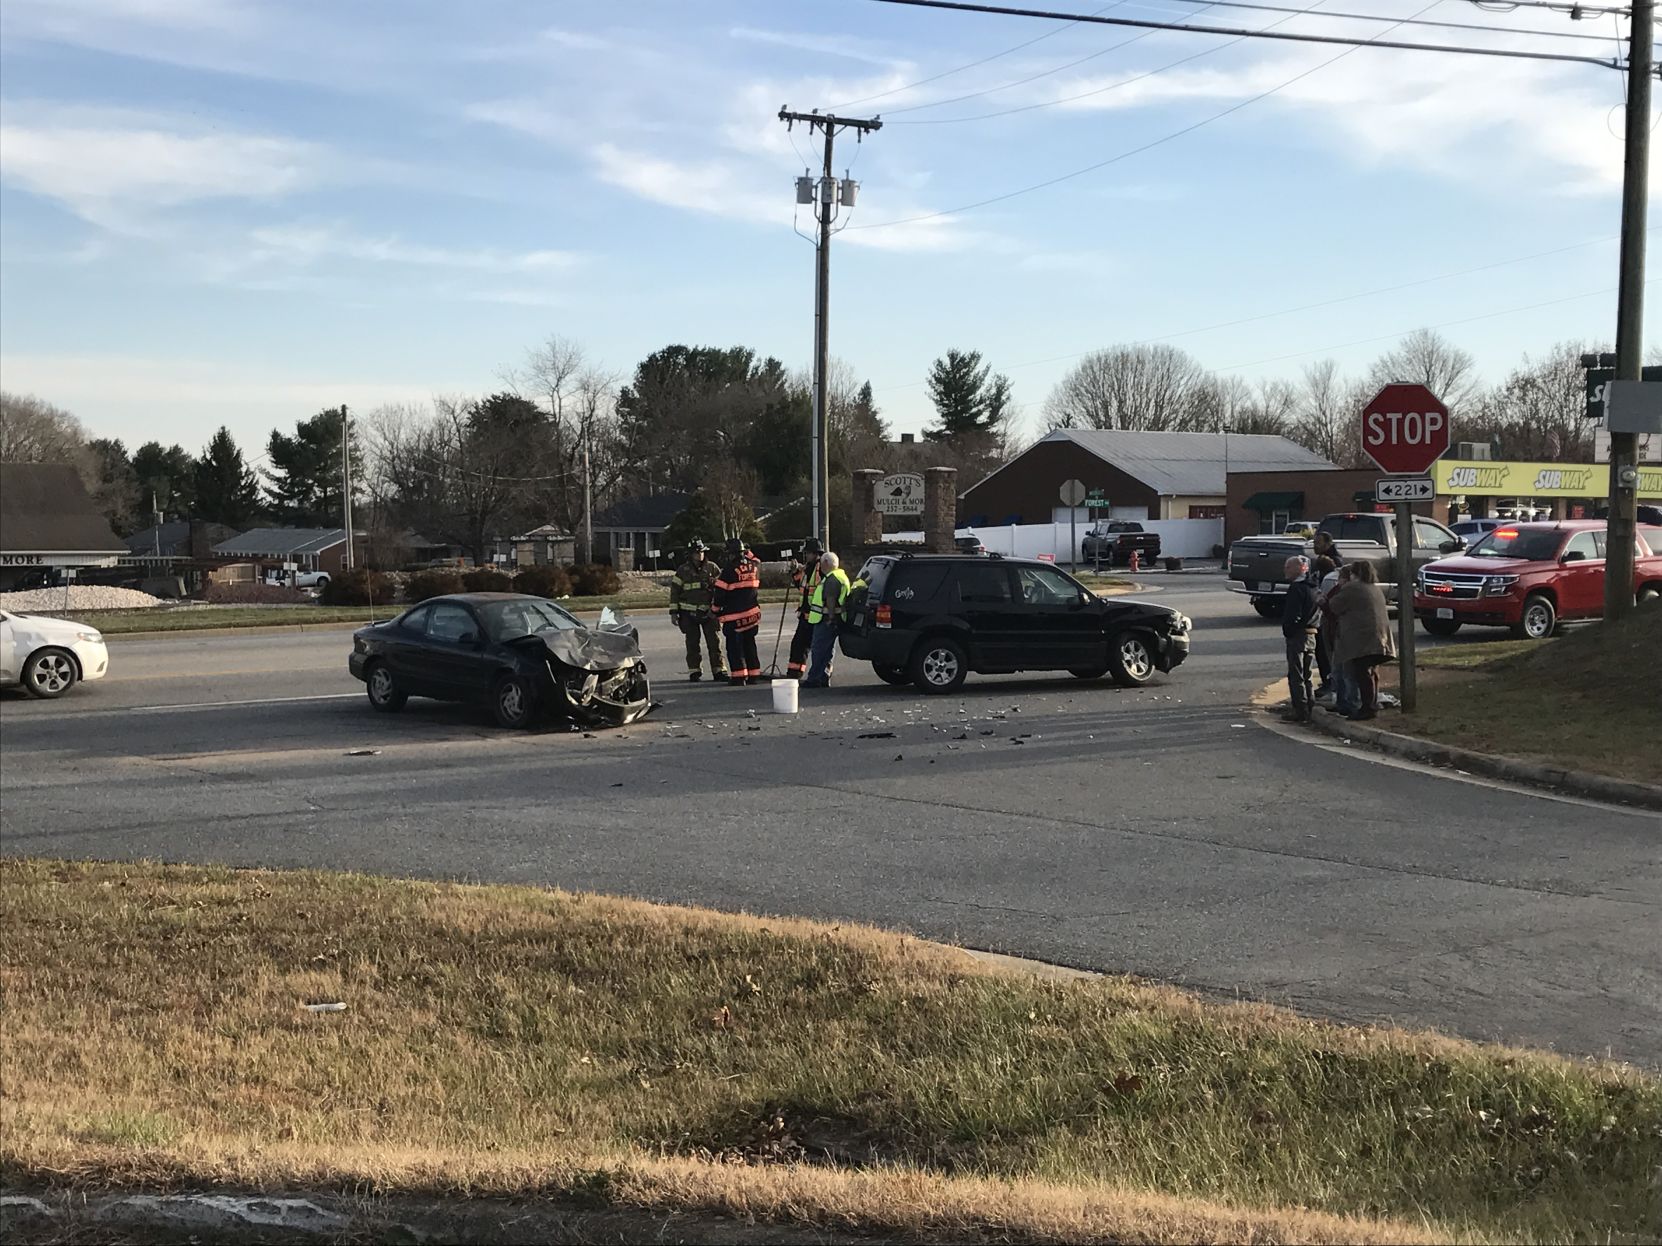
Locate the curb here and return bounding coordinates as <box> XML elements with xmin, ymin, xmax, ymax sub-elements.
<box><xmin>1299</xmin><ymin>701</ymin><xmax>1662</xmax><ymax>812</ymax></box>
<box><xmin>104</xmin><ymin>620</ymin><xmax>371</xmax><ymax>642</ymax></box>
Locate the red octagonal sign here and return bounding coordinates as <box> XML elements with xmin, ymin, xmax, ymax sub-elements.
<box><xmin>1360</xmin><ymin>382</ymin><xmax>1450</xmax><ymax>476</ymax></box>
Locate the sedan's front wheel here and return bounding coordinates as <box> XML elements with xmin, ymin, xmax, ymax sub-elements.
<box><xmin>365</xmin><ymin>661</ymin><xmax>406</xmax><ymax>712</ymax></box>
<box><xmin>22</xmin><ymin>648</ymin><xmax>77</xmax><ymax>699</ymax></box>
<box><xmin>493</xmin><ymin>673</ymin><xmax>538</xmax><ymax>729</ymax></box>
<box><xmin>1108</xmin><ymin>632</ymin><xmax>1156</xmax><ymax>686</ymax></box>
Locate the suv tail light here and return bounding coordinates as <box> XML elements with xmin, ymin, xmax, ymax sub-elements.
<box><xmin>875</xmin><ymin>604</ymin><xmax>892</xmax><ymax>628</ymax></box>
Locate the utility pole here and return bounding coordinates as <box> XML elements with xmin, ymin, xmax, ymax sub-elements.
<box><xmin>778</xmin><ymin>108</ymin><xmax>881</xmax><ymax>550</ymax></box>
<box><xmin>340</xmin><ymin>404</ymin><xmax>354</xmax><ymax>572</ymax></box>
<box><xmin>1606</xmin><ymin>0</ymin><xmax>1652</xmax><ymax>621</ymax></box>
<box><xmin>582</xmin><ymin>418</ymin><xmax>594</xmax><ymax>566</ymax></box>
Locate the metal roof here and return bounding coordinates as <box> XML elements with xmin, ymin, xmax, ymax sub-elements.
<box><xmin>1036</xmin><ymin>429</ymin><xmax>1336</xmax><ymax>495</ymax></box>
<box><xmin>0</xmin><ymin>462</ymin><xmax>126</xmax><ymax>554</ymax></box>
<box><xmin>211</xmin><ymin>527</ymin><xmax>348</xmax><ymax>557</ymax></box>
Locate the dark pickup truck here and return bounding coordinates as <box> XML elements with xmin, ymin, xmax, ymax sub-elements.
<box><xmin>1226</xmin><ymin>512</ymin><xmax>1464</xmax><ymax>618</ymax></box>
<box><xmin>1080</xmin><ymin>521</ymin><xmax>1161</xmax><ymax>567</ymax></box>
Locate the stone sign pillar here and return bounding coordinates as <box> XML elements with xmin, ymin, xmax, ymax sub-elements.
<box><xmin>852</xmin><ymin>469</ymin><xmax>884</xmax><ymax>545</ymax></box>
<box><xmin>924</xmin><ymin>466</ymin><xmax>957</xmax><ymax>553</ymax></box>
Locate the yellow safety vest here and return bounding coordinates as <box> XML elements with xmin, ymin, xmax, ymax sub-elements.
<box><xmin>806</xmin><ymin>568</ymin><xmax>850</xmax><ymax>624</ymax></box>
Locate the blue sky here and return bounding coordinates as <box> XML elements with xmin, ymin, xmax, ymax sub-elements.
<box><xmin>0</xmin><ymin>0</ymin><xmax>1644</xmax><ymax>456</ymax></box>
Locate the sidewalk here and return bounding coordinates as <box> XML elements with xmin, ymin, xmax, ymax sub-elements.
<box><xmin>1265</xmin><ymin>686</ymin><xmax>1662</xmax><ymax>811</ymax></box>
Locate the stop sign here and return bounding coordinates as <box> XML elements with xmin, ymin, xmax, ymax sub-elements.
<box><xmin>1360</xmin><ymin>383</ymin><xmax>1450</xmax><ymax>475</ymax></box>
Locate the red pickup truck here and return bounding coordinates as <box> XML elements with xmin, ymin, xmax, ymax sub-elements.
<box><xmin>1413</xmin><ymin>520</ymin><xmax>1662</xmax><ymax>639</ymax></box>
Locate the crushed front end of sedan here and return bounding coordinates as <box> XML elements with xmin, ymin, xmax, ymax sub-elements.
<box><xmin>530</xmin><ymin>626</ymin><xmax>652</xmax><ymax>728</ymax></box>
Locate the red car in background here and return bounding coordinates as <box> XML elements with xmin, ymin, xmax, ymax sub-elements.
<box><xmin>1414</xmin><ymin>521</ymin><xmax>1662</xmax><ymax>639</ymax></box>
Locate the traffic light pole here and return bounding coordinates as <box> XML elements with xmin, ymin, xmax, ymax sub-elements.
<box><xmin>1606</xmin><ymin>0</ymin><xmax>1652</xmax><ymax>620</ymax></box>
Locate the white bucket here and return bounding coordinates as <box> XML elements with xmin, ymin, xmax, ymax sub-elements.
<box><xmin>771</xmin><ymin>678</ymin><xmax>799</xmax><ymax>714</ymax></box>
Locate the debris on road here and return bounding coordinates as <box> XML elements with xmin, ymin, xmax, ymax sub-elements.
<box><xmin>301</xmin><ymin>1002</ymin><xmax>346</xmax><ymax>1013</ymax></box>
<box><xmin>858</xmin><ymin>732</ymin><xmax>896</xmax><ymax>739</ymax></box>
<box><xmin>344</xmin><ymin>749</ymin><xmax>381</xmax><ymax>757</ymax></box>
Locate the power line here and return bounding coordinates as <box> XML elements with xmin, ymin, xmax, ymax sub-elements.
<box><xmin>869</xmin><ymin>231</ymin><xmax>1638</xmax><ymax>390</ymax></box>
<box><xmin>1465</xmin><ymin>0</ymin><xmax>1628</xmax><ymax>14</ymax></box>
<box><xmin>852</xmin><ymin>0</ymin><xmax>1449</xmax><ymax>230</ymax></box>
<box><xmin>1140</xmin><ymin>0</ymin><xmax>1616</xmax><ymax>39</ymax></box>
<box><xmin>831</xmin><ymin>0</ymin><xmax>1133</xmax><ymax>108</ymax></box>
<box><xmin>864</xmin><ymin>0</ymin><xmax>1623</xmax><ymax>67</ymax></box>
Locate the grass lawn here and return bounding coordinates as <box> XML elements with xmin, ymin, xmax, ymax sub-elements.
<box><xmin>1403</xmin><ymin>609</ymin><xmax>1661</xmax><ymax>786</ymax></box>
<box><xmin>3</xmin><ymin>860</ymin><xmax>1657</xmax><ymax>1244</ymax></box>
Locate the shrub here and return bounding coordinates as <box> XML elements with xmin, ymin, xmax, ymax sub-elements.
<box><xmin>460</xmin><ymin>568</ymin><xmax>512</xmax><ymax>593</ymax></box>
<box><xmin>320</xmin><ymin>570</ymin><xmax>393</xmax><ymax>606</ymax></box>
<box><xmin>567</xmin><ymin>563</ymin><xmax>621</xmax><ymax>597</ymax></box>
<box><xmin>205</xmin><ymin>581</ymin><xmax>307</xmax><ymax>605</ymax></box>
<box><xmin>512</xmin><ymin>565</ymin><xmax>572</xmax><ymax>598</ymax></box>
<box><xmin>758</xmin><ymin>561</ymin><xmax>794</xmax><ymax>590</ymax></box>
<box><xmin>407</xmin><ymin>570</ymin><xmax>464</xmax><ymax>603</ymax></box>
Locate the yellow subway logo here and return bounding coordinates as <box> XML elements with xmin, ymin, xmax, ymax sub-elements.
<box><xmin>1530</xmin><ymin>468</ymin><xmax>1594</xmax><ymax>492</ymax></box>
<box><xmin>1445</xmin><ymin>466</ymin><xmax>1509</xmax><ymax>489</ymax></box>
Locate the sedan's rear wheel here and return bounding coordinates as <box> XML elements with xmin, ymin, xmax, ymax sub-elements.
<box><xmin>1108</xmin><ymin>632</ymin><xmax>1156</xmax><ymax>686</ymax></box>
<box><xmin>365</xmin><ymin>661</ymin><xmax>406</xmax><ymax>712</ymax></box>
<box><xmin>22</xmin><ymin>648</ymin><xmax>77</xmax><ymax>699</ymax></box>
<box><xmin>493</xmin><ymin>673</ymin><xmax>538</xmax><ymax>729</ymax></box>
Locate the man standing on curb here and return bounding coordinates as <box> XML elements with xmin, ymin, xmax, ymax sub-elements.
<box><xmin>802</xmin><ymin>551</ymin><xmax>850</xmax><ymax>689</ymax></box>
<box><xmin>1280</xmin><ymin>554</ymin><xmax>1319</xmax><ymax>723</ymax></box>
<box><xmin>785</xmin><ymin>537</ymin><xmax>823</xmax><ymax>681</ymax></box>
<box><xmin>669</xmin><ymin>539</ymin><xmax>727</xmax><ymax>683</ymax></box>
<box><xmin>712</xmin><ymin>537</ymin><xmax>763</xmax><ymax>686</ymax></box>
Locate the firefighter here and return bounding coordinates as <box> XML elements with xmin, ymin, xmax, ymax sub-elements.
<box><xmin>712</xmin><ymin>536</ymin><xmax>762</xmax><ymax>686</ymax></box>
<box><xmin>669</xmin><ymin>538</ymin><xmax>727</xmax><ymax>683</ymax></box>
<box><xmin>785</xmin><ymin>537</ymin><xmax>824</xmax><ymax>680</ymax></box>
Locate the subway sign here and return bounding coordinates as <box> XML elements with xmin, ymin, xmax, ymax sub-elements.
<box><xmin>1433</xmin><ymin>460</ymin><xmax>1662</xmax><ymax>498</ymax></box>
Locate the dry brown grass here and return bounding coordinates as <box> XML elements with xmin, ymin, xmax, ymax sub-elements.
<box><xmin>3</xmin><ymin>860</ymin><xmax>1658</xmax><ymax>1244</ymax></box>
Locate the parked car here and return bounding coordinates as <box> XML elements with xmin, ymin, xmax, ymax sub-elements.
<box><xmin>1080</xmin><ymin>521</ymin><xmax>1162</xmax><ymax>567</ymax></box>
<box><xmin>349</xmin><ymin>593</ymin><xmax>649</xmax><ymax>728</ymax></box>
<box><xmin>954</xmin><ymin>534</ymin><xmax>988</xmax><ymax>556</ymax></box>
<box><xmin>0</xmin><ymin>610</ymin><xmax>109</xmax><ymax>699</ymax></box>
<box><xmin>263</xmin><ymin>569</ymin><xmax>331</xmax><ymax>589</ymax></box>
<box><xmin>1227</xmin><ymin>512</ymin><xmax>1463</xmax><ymax>618</ymax></box>
<box><xmin>1414</xmin><ymin>521</ymin><xmax>1662</xmax><ymax>639</ymax></box>
<box><xmin>839</xmin><ymin>553</ymin><xmax>1190</xmax><ymax>693</ymax></box>
<box><xmin>1449</xmin><ymin>518</ymin><xmax>1504</xmax><ymax>543</ymax></box>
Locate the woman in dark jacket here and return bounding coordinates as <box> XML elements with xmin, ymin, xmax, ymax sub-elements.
<box><xmin>1327</xmin><ymin>561</ymin><xmax>1394</xmax><ymax>720</ymax></box>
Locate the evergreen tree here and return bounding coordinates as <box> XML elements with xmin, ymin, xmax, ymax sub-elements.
<box><xmin>194</xmin><ymin>426</ymin><xmax>262</xmax><ymax>525</ymax></box>
<box><xmin>925</xmin><ymin>349</ymin><xmax>1008</xmax><ymax>439</ymax></box>
<box><xmin>265</xmin><ymin>407</ymin><xmax>360</xmax><ymax>527</ymax></box>
<box><xmin>131</xmin><ymin>441</ymin><xmax>197</xmax><ymax>518</ymax></box>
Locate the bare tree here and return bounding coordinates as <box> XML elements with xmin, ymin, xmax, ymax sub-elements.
<box><xmin>1365</xmin><ymin>328</ymin><xmax>1481</xmax><ymax>413</ymax></box>
<box><xmin>1288</xmin><ymin>360</ymin><xmax>1370</xmax><ymax>466</ymax></box>
<box><xmin>1468</xmin><ymin>341</ymin><xmax>1596</xmax><ymax>461</ymax></box>
<box><xmin>1196</xmin><ymin>375</ymin><xmax>1296</xmax><ymax>434</ymax></box>
<box><xmin>0</xmin><ymin>391</ymin><xmax>87</xmax><ymax>463</ymax></box>
<box><xmin>1042</xmin><ymin>345</ymin><xmax>1216</xmax><ymax>432</ymax></box>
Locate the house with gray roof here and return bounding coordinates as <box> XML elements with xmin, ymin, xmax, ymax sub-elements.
<box><xmin>0</xmin><ymin>462</ymin><xmax>128</xmax><ymax>589</ymax></box>
<box><xmin>960</xmin><ymin>429</ymin><xmax>1335</xmax><ymax>526</ymax></box>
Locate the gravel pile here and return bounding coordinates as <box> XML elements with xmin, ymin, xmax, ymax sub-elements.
<box><xmin>0</xmin><ymin>586</ymin><xmax>165</xmax><ymax>614</ymax></box>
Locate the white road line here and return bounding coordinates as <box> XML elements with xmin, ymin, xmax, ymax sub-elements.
<box><xmin>120</xmin><ymin>693</ymin><xmax>363</xmax><ymax>715</ymax></box>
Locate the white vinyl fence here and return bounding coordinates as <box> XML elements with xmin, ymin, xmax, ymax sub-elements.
<box><xmin>888</xmin><ymin>519</ymin><xmax>1221</xmax><ymax>562</ymax></box>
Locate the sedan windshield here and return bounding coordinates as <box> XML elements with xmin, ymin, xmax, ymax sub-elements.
<box><xmin>1466</xmin><ymin>529</ymin><xmax>1563</xmax><ymax>561</ymax></box>
<box><xmin>480</xmin><ymin>599</ymin><xmax>581</xmax><ymax>641</ymax></box>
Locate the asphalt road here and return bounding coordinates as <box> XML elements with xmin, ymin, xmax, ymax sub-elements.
<box><xmin>3</xmin><ymin>575</ymin><xmax>1657</xmax><ymax>1067</ymax></box>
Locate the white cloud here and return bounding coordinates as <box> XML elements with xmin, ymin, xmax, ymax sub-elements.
<box><xmin>729</xmin><ymin>26</ymin><xmax>905</xmax><ymax>68</ymax></box>
<box><xmin>0</xmin><ymin>104</ymin><xmax>327</xmax><ymax>227</ymax></box>
<box><xmin>248</xmin><ymin>223</ymin><xmax>581</xmax><ymax>274</ymax></box>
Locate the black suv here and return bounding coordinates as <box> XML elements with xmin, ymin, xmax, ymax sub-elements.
<box><xmin>840</xmin><ymin>554</ymin><xmax>1191</xmax><ymax>694</ymax></box>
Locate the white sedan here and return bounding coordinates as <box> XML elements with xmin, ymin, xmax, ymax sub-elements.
<box><xmin>0</xmin><ymin>609</ymin><xmax>109</xmax><ymax>698</ymax></box>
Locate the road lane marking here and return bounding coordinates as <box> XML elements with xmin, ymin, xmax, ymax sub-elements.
<box><xmin>119</xmin><ymin>693</ymin><xmax>363</xmax><ymax>715</ymax></box>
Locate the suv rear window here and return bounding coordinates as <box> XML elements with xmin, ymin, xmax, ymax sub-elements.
<box><xmin>952</xmin><ymin>563</ymin><xmax>1012</xmax><ymax>604</ymax></box>
<box><xmin>1318</xmin><ymin>516</ymin><xmax>1386</xmax><ymax>543</ymax></box>
<box><xmin>885</xmin><ymin>563</ymin><xmax>949</xmax><ymax>604</ymax></box>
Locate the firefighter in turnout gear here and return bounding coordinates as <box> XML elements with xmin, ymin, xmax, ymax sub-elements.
<box><xmin>669</xmin><ymin>538</ymin><xmax>727</xmax><ymax>682</ymax></box>
<box><xmin>712</xmin><ymin>536</ymin><xmax>763</xmax><ymax>685</ymax></box>
<box><xmin>785</xmin><ymin>537</ymin><xmax>823</xmax><ymax>680</ymax></box>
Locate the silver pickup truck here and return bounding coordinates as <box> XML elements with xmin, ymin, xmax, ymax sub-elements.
<box><xmin>1226</xmin><ymin>512</ymin><xmax>1464</xmax><ymax>618</ymax></box>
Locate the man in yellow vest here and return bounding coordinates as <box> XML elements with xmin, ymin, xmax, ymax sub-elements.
<box><xmin>802</xmin><ymin>551</ymin><xmax>850</xmax><ymax>689</ymax></box>
<box><xmin>785</xmin><ymin>537</ymin><xmax>823</xmax><ymax>679</ymax></box>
